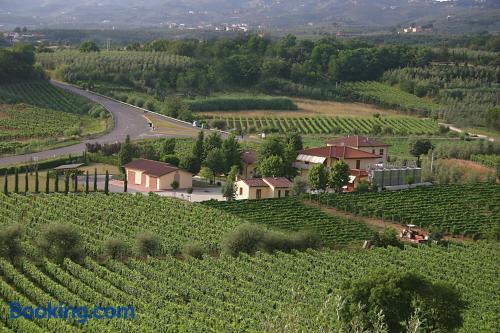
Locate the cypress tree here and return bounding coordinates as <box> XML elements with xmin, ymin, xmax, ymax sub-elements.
<box><xmin>85</xmin><ymin>171</ymin><xmax>89</xmax><ymax>194</ymax></box>
<box><xmin>45</xmin><ymin>171</ymin><xmax>50</xmax><ymax>194</ymax></box>
<box><xmin>93</xmin><ymin>168</ymin><xmax>98</xmax><ymax>192</ymax></box>
<box><xmin>64</xmin><ymin>173</ymin><xmax>69</xmax><ymax>195</ymax></box>
<box><xmin>3</xmin><ymin>171</ymin><xmax>8</xmax><ymax>195</ymax></box>
<box><xmin>35</xmin><ymin>169</ymin><xmax>39</xmax><ymax>194</ymax></box>
<box><xmin>14</xmin><ymin>168</ymin><xmax>19</xmax><ymax>194</ymax></box>
<box><xmin>104</xmin><ymin>170</ymin><xmax>109</xmax><ymax>195</ymax></box>
<box><xmin>24</xmin><ymin>170</ymin><xmax>29</xmax><ymax>193</ymax></box>
<box><xmin>74</xmin><ymin>173</ymin><xmax>78</xmax><ymax>193</ymax></box>
<box><xmin>124</xmin><ymin>178</ymin><xmax>128</xmax><ymax>193</ymax></box>
<box><xmin>54</xmin><ymin>172</ymin><xmax>59</xmax><ymax>193</ymax></box>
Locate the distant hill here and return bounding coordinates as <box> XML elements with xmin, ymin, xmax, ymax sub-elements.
<box><xmin>1</xmin><ymin>0</ymin><xmax>499</xmax><ymax>32</ymax></box>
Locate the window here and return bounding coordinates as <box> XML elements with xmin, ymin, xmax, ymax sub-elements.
<box><xmin>285</xmin><ymin>190</ymin><xmax>289</xmax><ymax>197</ymax></box>
<box><xmin>239</xmin><ymin>187</ymin><xmax>243</xmax><ymax>195</ymax></box>
<box><xmin>380</xmin><ymin>149</ymin><xmax>384</xmax><ymax>155</ymax></box>
<box><xmin>278</xmin><ymin>190</ymin><xmax>281</xmax><ymax>198</ymax></box>
<box><xmin>372</xmin><ymin>149</ymin><xmax>375</xmax><ymax>154</ymax></box>
<box><xmin>356</xmin><ymin>160</ymin><xmax>361</xmax><ymax>169</ymax></box>
<box><xmin>256</xmin><ymin>189</ymin><xmax>262</xmax><ymax>199</ymax></box>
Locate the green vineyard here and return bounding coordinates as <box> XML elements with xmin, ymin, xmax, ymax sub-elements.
<box><xmin>0</xmin><ymin>193</ymin><xmax>498</xmax><ymax>332</ymax></box>
<box><xmin>203</xmin><ymin>114</ymin><xmax>440</xmax><ymax>135</ymax></box>
<box><xmin>0</xmin><ymin>81</ymin><xmax>92</xmax><ymax>115</ymax></box>
<box><xmin>203</xmin><ymin>198</ymin><xmax>374</xmax><ymax>245</ymax></box>
<box><xmin>323</xmin><ymin>184</ymin><xmax>500</xmax><ymax>237</ymax></box>
<box><xmin>0</xmin><ymin>104</ymin><xmax>81</xmax><ymax>141</ymax></box>
<box><xmin>345</xmin><ymin>81</ymin><xmax>442</xmax><ymax>116</ymax></box>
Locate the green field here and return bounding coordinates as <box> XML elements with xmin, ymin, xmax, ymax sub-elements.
<box><xmin>345</xmin><ymin>81</ymin><xmax>442</xmax><ymax>116</ymax></box>
<box><xmin>471</xmin><ymin>154</ymin><xmax>500</xmax><ymax>168</ymax></box>
<box><xmin>203</xmin><ymin>198</ymin><xmax>374</xmax><ymax>245</ymax></box>
<box><xmin>323</xmin><ymin>184</ymin><xmax>500</xmax><ymax>237</ymax></box>
<box><xmin>203</xmin><ymin>114</ymin><xmax>439</xmax><ymax>135</ymax></box>
<box><xmin>0</xmin><ymin>193</ymin><xmax>497</xmax><ymax>332</ymax></box>
<box><xmin>0</xmin><ymin>81</ymin><xmax>109</xmax><ymax>155</ymax></box>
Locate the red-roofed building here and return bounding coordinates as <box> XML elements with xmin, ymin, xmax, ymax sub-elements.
<box><xmin>235</xmin><ymin>177</ymin><xmax>292</xmax><ymax>200</ymax></box>
<box><xmin>124</xmin><ymin>159</ymin><xmax>192</xmax><ymax>191</ymax></box>
<box><xmin>326</xmin><ymin>135</ymin><xmax>390</xmax><ymax>162</ymax></box>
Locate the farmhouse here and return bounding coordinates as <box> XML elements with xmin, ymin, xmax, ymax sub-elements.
<box><xmin>326</xmin><ymin>135</ymin><xmax>389</xmax><ymax>162</ymax></box>
<box><xmin>124</xmin><ymin>159</ymin><xmax>192</xmax><ymax>191</ymax></box>
<box><xmin>235</xmin><ymin>177</ymin><xmax>292</xmax><ymax>200</ymax></box>
<box><xmin>241</xmin><ymin>149</ymin><xmax>257</xmax><ymax>179</ymax></box>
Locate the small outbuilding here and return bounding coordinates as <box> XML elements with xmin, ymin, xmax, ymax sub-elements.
<box><xmin>124</xmin><ymin>159</ymin><xmax>192</xmax><ymax>191</ymax></box>
<box><xmin>235</xmin><ymin>177</ymin><xmax>292</xmax><ymax>200</ymax></box>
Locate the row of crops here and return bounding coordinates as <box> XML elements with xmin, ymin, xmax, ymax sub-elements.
<box><xmin>0</xmin><ymin>104</ymin><xmax>81</xmax><ymax>141</ymax></box>
<box><xmin>471</xmin><ymin>154</ymin><xmax>500</xmax><ymax>168</ymax></box>
<box><xmin>0</xmin><ymin>81</ymin><xmax>92</xmax><ymax>115</ymax></box>
<box><xmin>203</xmin><ymin>198</ymin><xmax>374</xmax><ymax>244</ymax></box>
<box><xmin>37</xmin><ymin>51</ymin><xmax>193</xmax><ymax>73</ymax></box>
<box><xmin>344</xmin><ymin>81</ymin><xmax>442</xmax><ymax>116</ymax></box>
<box><xmin>202</xmin><ymin>114</ymin><xmax>440</xmax><ymax>135</ymax></box>
<box><xmin>323</xmin><ymin>184</ymin><xmax>500</xmax><ymax>237</ymax></box>
<box><xmin>0</xmin><ymin>193</ymin><xmax>498</xmax><ymax>332</ymax></box>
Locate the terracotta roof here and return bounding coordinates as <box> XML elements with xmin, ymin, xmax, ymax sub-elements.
<box><xmin>241</xmin><ymin>150</ymin><xmax>257</xmax><ymax>164</ymax></box>
<box><xmin>124</xmin><ymin>159</ymin><xmax>186</xmax><ymax>177</ymax></box>
<box><xmin>299</xmin><ymin>146</ymin><xmax>380</xmax><ymax>159</ymax></box>
<box><xmin>327</xmin><ymin>135</ymin><xmax>389</xmax><ymax>148</ymax></box>
<box><xmin>263</xmin><ymin>177</ymin><xmax>292</xmax><ymax>188</ymax></box>
<box><xmin>242</xmin><ymin>178</ymin><xmax>268</xmax><ymax>187</ymax></box>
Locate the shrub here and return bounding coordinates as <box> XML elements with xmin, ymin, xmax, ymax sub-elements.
<box><xmin>371</xmin><ymin>228</ymin><xmax>403</xmax><ymax>249</ymax></box>
<box><xmin>135</xmin><ymin>232</ymin><xmax>161</xmax><ymax>257</ymax></box>
<box><xmin>222</xmin><ymin>223</ymin><xmax>265</xmax><ymax>257</ymax></box>
<box><xmin>38</xmin><ymin>223</ymin><xmax>84</xmax><ymax>263</ymax></box>
<box><xmin>0</xmin><ymin>224</ymin><xmax>23</xmax><ymax>261</ymax></box>
<box><xmin>182</xmin><ymin>241</ymin><xmax>206</xmax><ymax>259</ymax></box>
<box><xmin>144</xmin><ymin>100</ymin><xmax>155</xmax><ymax>111</ymax></box>
<box><xmin>161</xmin><ymin>154</ymin><xmax>180</xmax><ymax>166</ymax></box>
<box><xmin>103</xmin><ymin>238</ymin><xmax>130</xmax><ymax>260</ymax></box>
<box><xmin>210</xmin><ymin>119</ymin><xmax>227</xmax><ymax>130</ymax></box>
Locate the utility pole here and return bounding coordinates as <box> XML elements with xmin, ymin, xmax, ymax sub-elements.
<box><xmin>106</xmin><ymin>38</ymin><xmax>111</xmax><ymax>51</ymax></box>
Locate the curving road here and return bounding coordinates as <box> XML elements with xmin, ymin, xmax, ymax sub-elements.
<box><xmin>0</xmin><ymin>81</ymin><xmax>153</xmax><ymax>167</ymax></box>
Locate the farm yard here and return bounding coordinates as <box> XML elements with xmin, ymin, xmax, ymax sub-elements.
<box><xmin>322</xmin><ymin>184</ymin><xmax>500</xmax><ymax>238</ymax></box>
<box><xmin>203</xmin><ymin>198</ymin><xmax>374</xmax><ymax>245</ymax></box>
<box><xmin>0</xmin><ymin>193</ymin><xmax>498</xmax><ymax>332</ymax></box>
<box><xmin>201</xmin><ymin>114</ymin><xmax>439</xmax><ymax>135</ymax></box>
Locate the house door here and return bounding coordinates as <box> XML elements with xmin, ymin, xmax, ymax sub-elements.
<box><xmin>356</xmin><ymin>160</ymin><xmax>361</xmax><ymax>169</ymax></box>
<box><xmin>149</xmin><ymin>177</ymin><xmax>158</xmax><ymax>190</ymax></box>
<box><xmin>256</xmin><ymin>189</ymin><xmax>262</xmax><ymax>199</ymax></box>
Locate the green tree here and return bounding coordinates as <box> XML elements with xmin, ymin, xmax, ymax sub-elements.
<box><xmin>291</xmin><ymin>177</ymin><xmax>308</xmax><ymax>196</ymax></box>
<box><xmin>103</xmin><ymin>238</ymin><xmax>130</xmax><ymax>260</ymax></box>
<box><xmin>221</xmin><ymin>181</ymin><xmax>236</xmax><ymax>201</ymax></box>
<box><xmin>45</xmin><ymin>171</ymin><xmax>50</xmax><ymax>194</ymax></box>
<box><xmin>135</xmin><ymin>232</ymin><xmax>161</xmax><ymax>257</ymax></box>
<box><xmin>485</xmin><ymin>107</ymin><xmax>500</xmax><ymax>131</ymax></box>
<box><xmin>119</xmin><ymin>135</ymin><xmax>134</xmax><ymax>172</ymax></box>
<box><xmin>14</xmin><ymin>168</ymin><xmax>18</xmax><ymax>194</ymax></box>
<box><xmin>259</xmin><ymin>135</ymin><xmax>284</xmax><ymax>159</ymax></box>
<box><xmin>204</xmin><ymin>148</ymin><xmax>226</xmax><ymax>178</ymax></box>
<box><xmin>34</xmin><ymin>169</ymin><xmax>39</xmax><ymax>193</ymax></box>
<box><xmin>3</xmin><ymin>171</ymin><xmax>8</xmax><ymax>195</ymax></box>
<box><xmin>204</xmin><ymin>132</ymin><xmax>223</xmax><ymax>153</ymax></box>
<box><xmin>85</xmin><ymin>171</ymin><xmax>89</xmax><ymax>194</ymax></box>
<box><xmin>409</xmin><ymin>138</ymin><xmax>434</xmax><ymax>165</ymax></box>
<box><xmin>0</xmin><ymin>224</ymin><xmax>23</xmax><ymax>262</ymax></box>
<box><xmin>104</xmin><ymin>170</ymin><xmax>109</xmax><ymax>195</ymax></box>
<box><xmin>227</xmin><ymin>165</ymin><xmax>240</xmax><ymax>182</ymax></box>
<box><xmin>222</xmin><ymin>135</ymin><xmax>242</xmax><ymax>173</ymax></box>
<box><xmin>39</xmin><ymin>223</ymin><xmax>84</xmax><ymax>263</ymax></box>
<box><xmin>160</xmin><ymin>138</ymin><xmax>176</xmax><ymax>157</ymax></box>
<box><xmin>191</xmin><ymin>131</ymin><xmax>205</xmax><ymax>174</ymax></box>
<box><xmin>285</xmin><ymin>132</ymin><xmax>303</xmax><ymax>151</ymax></box>
<box><xmin>93</xmin><ymin>168</ymin><xmax>98</xmax><ymax>192</ymax></box>
<box><xmin>328</xmin><ymin>160</ymin><xmax>350</xmax><ymax>193</ymax></box>
<box><xmin>282</xmin><ymin>142</ymin><xmax>298</xmax><ymax>179</ymax></box>
<box><xmin>257</xmin><ymin>155</ymin><xmax>284</xmax><ymax>177</ymax></box>
<box><xmin>338</xmin><ymin>270</ymin><xmax>465</xmax><ymax>333</ymax></box>
<box><xmin>124</xmin><ymin>178</ymin><xmax>128</xmax><ymax>193</ymax></box>
<box><xmin>200</xmin><ymin>167</ymin><xmax>215</xmax><ymax>183</ymax></box>
<box><xmin>79</xmin><ymin>41</ymin><xmax>100</xmax><ymax>53</ymax></box>
<box><xmin>308</xmin><ymin>164</ymin><xmax>328</xmax><ymax>193</ymax></box>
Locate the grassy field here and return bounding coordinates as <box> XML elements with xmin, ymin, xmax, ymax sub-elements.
<box><xmin>0</xmin><ymin>193</ymin><xmax>497</xmax><ymax>332</ymax></box>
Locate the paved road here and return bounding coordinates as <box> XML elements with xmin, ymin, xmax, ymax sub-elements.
<box><xmin>0</xmin><ymin>82</ymin><xmax>153</xmax><ymax>166</ymax></box>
